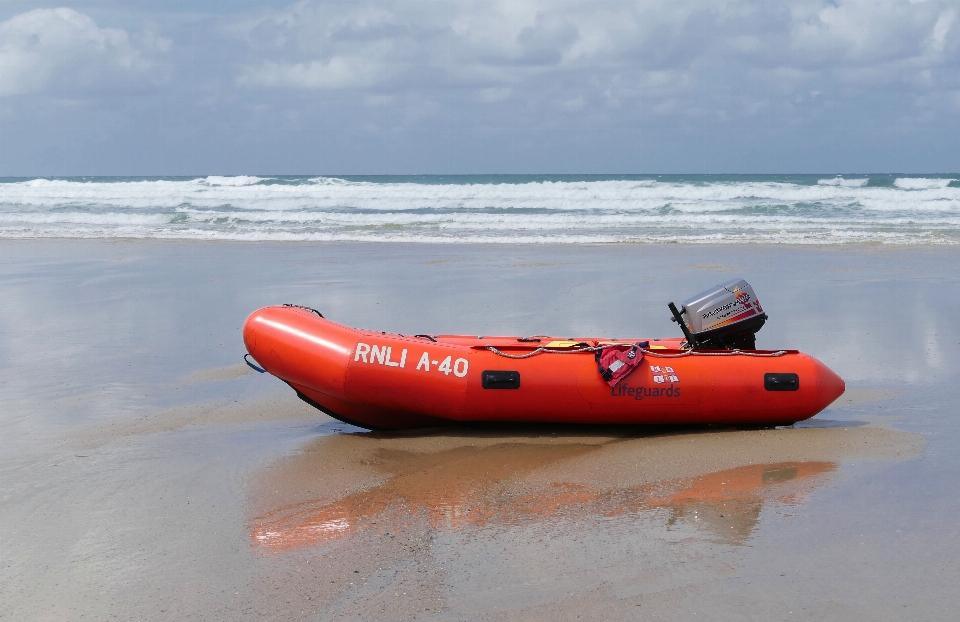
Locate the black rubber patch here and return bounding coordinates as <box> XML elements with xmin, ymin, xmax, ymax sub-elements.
<box><xmin>482</xmin><ymin>370</ymin><xmax>521</xmax><ymax>389</ymax></box>
<box><xmin>764</xmin><ymin>373</ymin><xmax>800</xmax><ymax>391</ymax></box>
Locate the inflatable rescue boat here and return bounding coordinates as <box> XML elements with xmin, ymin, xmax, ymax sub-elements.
<box><xmin>242</xmin><ymin>279</ymin><xmax>845</xmax><ymax>430</ymax></box>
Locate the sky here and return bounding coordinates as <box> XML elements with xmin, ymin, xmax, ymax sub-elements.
<box><xmin>1</xmin><ymin>0</ymin><xmax>959</xmax><ymax>175</ymax></box>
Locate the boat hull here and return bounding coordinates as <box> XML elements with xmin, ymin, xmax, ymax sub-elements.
<box><xmin>243</xmin><ymin>306</ymin><xmax>845</xmax><ymax>430</ymax></box>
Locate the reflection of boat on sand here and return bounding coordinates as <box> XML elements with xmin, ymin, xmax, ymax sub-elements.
<box><xmin>243</xmin><ymin>279</ymin><xmax>845</xmax><ymax>430</ymax></box>
<box><xmin>656</xmin><ymin>462</ymin><xmax>835</xmax><ymax>545</ymax></box>
<box><xmin>247</xmin><ymin>425</ymin><xmax>924</xmax><ymax>554</ymax></box>
<box><xmin>250</xmin><ymin>455</ymin><xmax>836</xmax><ymax>552</ymax></box>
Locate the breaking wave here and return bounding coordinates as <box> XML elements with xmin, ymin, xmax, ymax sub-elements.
<box><xmin>817</xmin><ymin>177</ymin><xmax>869</xmax><ymax>187</ymax></box>
<box><xmin>893</xmin><ymin>177</ymin><xmax>953</xmax><ymax>190</ymax></box>
<box><xmin>1</xmin><ymin>174</ymin><xmax>959</xmax><ymax>244</ymax></box>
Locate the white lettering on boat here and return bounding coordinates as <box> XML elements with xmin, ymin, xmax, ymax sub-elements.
<box><xmin>354</xmin><ymin>342</ymin><xmax>370</xmax><ymax>363</ymax></box>
<box><xmin>437</xmin><ymin>356</ymin><xmax>452</xmax><ymax>375</ymax></box>
<box><xmin>384</xmin><ymin>347</ymin><xmax>401</xmax><ymax>367</ymax></box>
<box><xmin>356</xmin><ymin>341</ymin><xmax>467</xmax><ymax>377</ymax></box>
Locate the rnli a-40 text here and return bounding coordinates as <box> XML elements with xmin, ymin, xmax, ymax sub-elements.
<box><xmin>354</xmin><ymin>342</ymin><xmax>468</xmax><ymax>378</ymax></box>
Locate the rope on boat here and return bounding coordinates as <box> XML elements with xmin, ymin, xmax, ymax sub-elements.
<box><xmin>244</xmin><ymin>353</ymin><xmax>267</xmax><ymax>373</ymax></box>
<box><xmin>485</xmin><ymin>346</ymin><xmax>596</xmax><ymax>359</ymax></box>
<box><xmin>484</xmin><ymin>345</ymin><xmax>788</xmax><ymax>359</ymax></box>
<box><xmin>282</xmin><ymin>304</ymin><xmax>324</xmax><ymax>318</ymax></box>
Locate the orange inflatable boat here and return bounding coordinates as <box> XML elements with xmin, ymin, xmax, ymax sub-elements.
<box><xmin>242</xmin><ymin>279</ymin><xmax>845</xmax><ymax>430</ymax></box>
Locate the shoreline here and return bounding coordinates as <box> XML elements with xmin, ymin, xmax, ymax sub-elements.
<box><xmin>5</xmin><ymin>236</ymin><xmax>960</xmax><ymax>249</ymax></box>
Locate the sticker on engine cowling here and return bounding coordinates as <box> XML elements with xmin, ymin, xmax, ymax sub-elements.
<box><xmin>701</xmin><ymin>291</ymin><xmax>764</xmax><ymax>332</ymax></box>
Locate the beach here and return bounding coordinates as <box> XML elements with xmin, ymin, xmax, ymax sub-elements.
<box><xmin>2</xmin><ymin>239</ymin><xmax>958</xmax><ymax>620</ymax></box>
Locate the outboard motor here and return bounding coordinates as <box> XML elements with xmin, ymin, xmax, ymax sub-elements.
<box><xmin>668</xmin><ymin>278</ymin><xmax>767</xmax><ymax>350</ymax></box>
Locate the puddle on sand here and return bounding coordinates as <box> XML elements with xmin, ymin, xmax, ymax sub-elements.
<box><xmin>655</xmin><ymin>462</ymin><xmax>835</xmax><ymax>545</ymax></box>
<box><xmin>251</xmin><ymin>452</ymin><xmax>836</xmax><ymax>551</ymax></box>
<box><xmin>247</xmin><ymin>425</ymin><xmax>922</xmax><ymax>553</ymax></box>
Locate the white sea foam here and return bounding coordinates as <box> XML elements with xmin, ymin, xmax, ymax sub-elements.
<box><xmin>1</xmin><ymin>176</ymin><xmax>958</xmax><ymax>244</ymax></box>
<box><xmin>1</xmin><ymin>177</ymin><xmax>956</xmax><ymax>212</ymax></box>
<box><xmin>817</xmin><ymin>177</ymin><xmax>869</xmax><ymax>187</ymax></box>
<box><xmin>893</xmin><ymin>178</ymin><xmax>953</xmax><ymax>190</ymax></box>
<box><xmin>204</xmin><ymin>175</ymin><xmax>266</xmax><ymax>186</ymax></box>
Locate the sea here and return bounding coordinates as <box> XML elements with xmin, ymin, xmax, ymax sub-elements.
<box><xmin>1</xmin><ymin>174</ymin><xmax>959</xmax><ymax>244</ymax></box>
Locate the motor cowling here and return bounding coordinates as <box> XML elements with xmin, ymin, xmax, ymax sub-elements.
<box><xmin>670</xmin><ymin>278</ymin><xmax>767</xmax><ymax>350</ymax></box>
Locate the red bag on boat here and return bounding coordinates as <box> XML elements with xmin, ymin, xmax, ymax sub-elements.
<box><xmin>595</xmin><ymin>342</ymin><xmax>647</xmax><ymax>387</ymax></box>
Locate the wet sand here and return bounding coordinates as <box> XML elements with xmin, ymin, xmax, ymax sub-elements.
<box><xmin>2</xmin><ymin>240</ymin><xmax>959</xmax><ymax>620</ymax></box>
<box><xmin>239</xmin><ymin>422</ymin><xmax>923</xmax><ymax>620</ymax></box>
<box><xmin>249</xmin><ymin>424</ymin><xmax>922</xmax><ymax>551</ymax></box>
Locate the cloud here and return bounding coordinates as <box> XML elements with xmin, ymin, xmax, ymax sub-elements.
<box><xmin>225</xmin><ymin>0</ymin><xmax>959</xmax><ymax>109</ymax></box>
<box><xmin>479</xmin><ymin>86</ymin><xmax>511</xmax><ymax>102</ymax></box>
<box><xmin>237</xmin><ymin>56</ymin><xmax>383</xmax><ymax>90</ymax></box>
<box><xmin>514</xmin><ymin>12</ymin><xmax>579</xmax><ymax>65</ymax></box>
<box><xmin>229</xmin><ymin>1</ymin><xmax>596</xmax><ymax>92</ymax></box>
<box><xmin>789</xmin><ymin>0</ymin><xmax>952</xmax><ymax>65</ymax></box>
<box><xmin>3</xmin><ymin>1</ymin><xmax>960</xmax><ymax>174</ymax></box>
<box><xmin>0</xmin><ymin>8</ymin><xmax>169</xmax><ymax>97</ymax></box>
<box><xmin>928</xmin><ymin>8</ymin><xmax>955</xmax><ymax>52</ymax></box>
